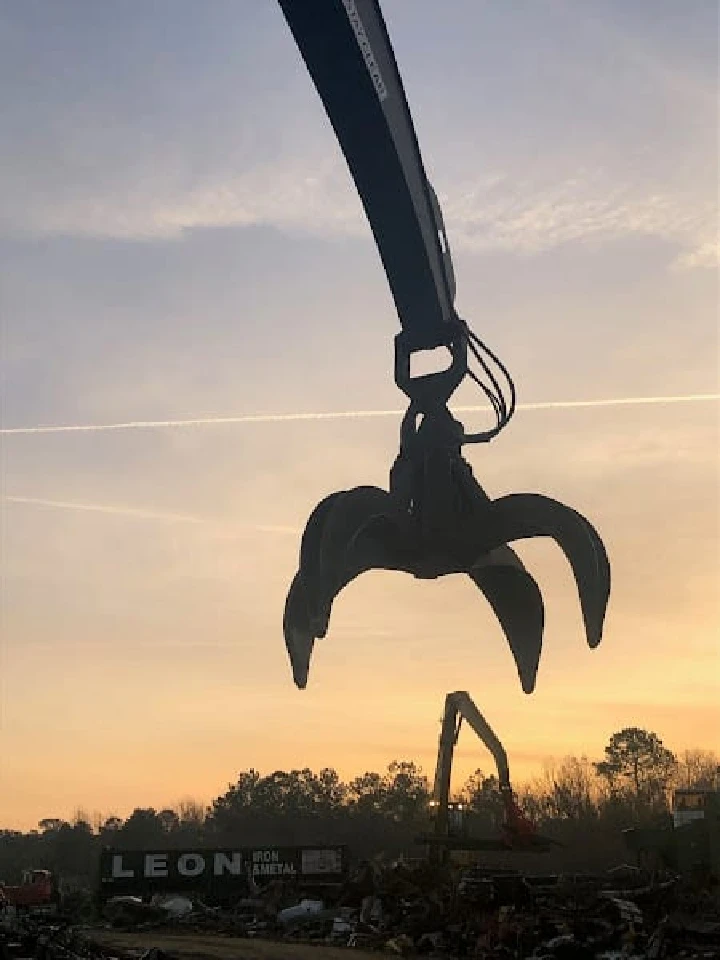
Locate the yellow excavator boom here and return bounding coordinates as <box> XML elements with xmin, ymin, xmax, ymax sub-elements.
<box><xmin>429</xmin><ymin>690</ymin><xmax>542</xmax><ymax>857</ymax></box>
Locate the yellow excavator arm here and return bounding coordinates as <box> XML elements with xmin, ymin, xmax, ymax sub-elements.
<box><xmin>432</xmin><ymin>691</ymin><xmax>510</xmax><ymax>805</ymax></box>
<box><xmin>430</xmin><ymin>690</ymin><xmax>538</xmax><ymax>856</ymax></box>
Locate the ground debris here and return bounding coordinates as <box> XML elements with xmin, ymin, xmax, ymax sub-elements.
<box><xmin>2</xmin><ymin>863</ymin><xmax>718</xmax><ymax>959</ymax></box>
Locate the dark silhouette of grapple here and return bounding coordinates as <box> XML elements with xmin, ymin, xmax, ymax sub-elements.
<box><xmin>284</xmin><ymin>332</ymin><xmax>610</xmax><ymax>694</ymax></box>
<box><xmin>278</xmin><ymin>0</ymin><xmax>611</xmax><ymax>691</ymax></box>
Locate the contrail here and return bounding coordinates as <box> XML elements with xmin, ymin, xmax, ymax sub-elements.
<box><xmin>0</xmin><ymin>393</ymin><xmax>717</xmax><ymax>436</ymax></box>
<box><xmin>3</xmin><ymin>496</ymin><xmax>205</xmax><ymax>524</ymax></box>
<box><xmin>3</xmin><ymin>496</ymin><xmax>299</xmax><ymax>534</ymax></box>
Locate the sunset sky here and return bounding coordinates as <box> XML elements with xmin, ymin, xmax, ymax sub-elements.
<box><xmin>1</xmin><ymin>0</ymin><xmax>718</xmax><ymax>832</ymax></box>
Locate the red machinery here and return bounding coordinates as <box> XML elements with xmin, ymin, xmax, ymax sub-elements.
<box><xmin>429</xmin><ymin>691</ymin><xmax>550</xmax><ymax>861</ymax></box>
<box><xmin>0</xmin><ymin>870</ymin><xmax>58</xmax><ymax>911</ymax></box>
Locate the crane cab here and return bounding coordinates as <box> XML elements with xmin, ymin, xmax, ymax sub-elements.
<box><xmin>672</xmin><ymin>788</ymin><xmax>718</xmax><ymax>828</ymax></box>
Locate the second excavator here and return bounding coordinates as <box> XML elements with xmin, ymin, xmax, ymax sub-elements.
<box><xmin>427</xmin><ymin>691</ymin><xmax>552</xmax><ymax>864</ymax></box>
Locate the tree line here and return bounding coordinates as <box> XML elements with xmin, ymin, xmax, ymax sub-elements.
<box><xmin>1</xmin><ymin>729</ymin><xmax>717</xmax><ymax>888</ymax></box>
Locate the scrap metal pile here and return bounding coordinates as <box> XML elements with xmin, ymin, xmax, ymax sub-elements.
<box><xmin>3</xmin><ymin>861</ymin><xmax>719</xmax><ymax>959</ymax></box>
<box><xmin>76</xmin><ymin>863</ymin><xmax>720</xmax><ymax>959</ymax></box>
<box><xmin>0</xmin><ymin>916</ymin><xmax>122</xmax><ymax>960</ymax></box>
<box><xmin>0</xmin><ymin>914</ymin><xmax>180</xmax><ymax>960</ymax></box>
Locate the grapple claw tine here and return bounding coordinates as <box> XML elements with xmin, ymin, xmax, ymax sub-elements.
<box><xmin>468</xmin><ymin>547</ymin><xmax>544</xmax><ymax>694</ymax></box>
<box><xmin>283</xmin><ymin>572</ymin><xmax>314</xmax><ymax>689</ymax></box>
<box><xmin>491</xmin><ymin>494</ymin><xmax>610</xmax><ymax>650</ymax></box>
<box><xmin>320</xmin><ymin>520</ymin><xmax>420</xmax><ymax>609</ymax></box>
<box><xmin>283</xmin><ymin>491</ymin><xmax>349</xmax><ymax>687</ymax></box>
<box><xmin>284</xmin><ymin>486</ymin><xmax>420</xmax><ymax>687</ymax></box>
<box><xmin>353</xmin><ymin>515</ymin><xmax>426</xmax><ymax>574</ymax></box>
<box><xmin>300</xmin><ymin>492</ymin><xmax>345</xmax><ymax>562</ymax></box>
<box><xmin>299</xmin><ymin>491</ymin><xmax>345</xmax><ymax>588</ymax></box>
<box><xmin>315</xmin><ymin>486</ymin><xmax>407</xmax><ymax>611</ymax></box>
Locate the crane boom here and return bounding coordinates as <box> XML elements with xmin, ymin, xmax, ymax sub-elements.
<box><xmin>430</xmin><ymin>690</ymin><xmax>541</xmax><ymax>858</ymax></box>
<box><xmin>433</xmin><ymin>691</ymin><xmax>511</xmax><ymax>807</ymax></box>
<box><xmin>277</xmin><ymin>0</ymin><xmax>455</xmax><ymax>350</ymax></box>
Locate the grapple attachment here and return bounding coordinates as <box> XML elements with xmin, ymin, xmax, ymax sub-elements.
<box><xmin>284</xmin><ymin>333</ymin><xmax>610</xmax><ymax>694</ymax></box>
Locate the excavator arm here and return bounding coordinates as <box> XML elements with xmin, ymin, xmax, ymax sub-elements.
<box><xmin>431</xmin><ymin>691</ymin><xmax>538</xmax><ymax>854</ymax></box>
<box><xmin>433</xmin><ymin>691</ymin><xmax>511</xmax><ymax>802</ymax></box>
<box><xmin>277</xmin><ymin>0</ymin><xmax>456</xmax><ymax>351</ymax></box>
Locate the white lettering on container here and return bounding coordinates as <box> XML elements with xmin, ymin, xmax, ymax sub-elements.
<box><xmin>177</xmin><ymin>853</ymin><xmax>205</xmax><ymax>877</ymax></box>
<box><xmin>144</xmin><ymin>854</ymin><xmax>168</xmax><ymax>878</ymax></box>
<box><xmin>111</xmin><ymin>855</ymin><xmax>134</xmax><ymax>879</ymax></box>
<box><xmin>213</xmin><ymin>852</ymin><xmax>242</xmax><ymax>876</ymax></box>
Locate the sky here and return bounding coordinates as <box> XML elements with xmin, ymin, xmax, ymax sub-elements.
<box><xmin>0</xmin><ymin>0</ymin><xmax>718</xmax><ymax>832</ymax></box>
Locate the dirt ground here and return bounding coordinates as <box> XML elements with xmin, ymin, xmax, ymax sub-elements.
<box><xmin>90</xmin><ymin>930</ymin><xmax>377</xmax><ymax>960</ymax></box>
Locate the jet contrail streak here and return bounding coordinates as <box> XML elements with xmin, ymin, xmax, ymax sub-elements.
<box><xmin>2</xmin><ymin>496</ymin><xmax>299</xmax><ymax>534</ymax></box>
<box><xmin>3</xmin><ymin>495</ymin><xmax>203</xmax><ymax>524</ymax></box>
<box><xmin>1</xmin><ymin>393</ymin><xmax>717</xmax><ymax>436</ymax></box>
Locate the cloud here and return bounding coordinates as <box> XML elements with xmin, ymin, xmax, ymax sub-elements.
<box><xmin>439</xmin><ymin>172</ymin><xmax>715</xmax><ymax>264</ymax></box>
<box><xmin>3</xmin><ymin>495</ymin><xmax>299</xmax><ymax>535</ymax></box>
<box><xmin>4</xmin><ymin>495</ymin><xmax>204</xmax><ymax>525</ymax></box>
<box><xmin>671</xmin><ymin>239</ymin><xmax>720</xmax><ymax>272</ymax></box>
<box><xmin>2</xmin><ymin>151</ymin><xmax>362</xmax><ymax>243</ymax></box>
<box><xmin>1</xmin><ymin>0</ymin><xmax>714</xmax><ymax>275</ymax></box>
<box><xmin>1</xmin><ymin>393</ymin><xmax>717</xmax><ymax>436</ymax></box>
<box><xmin>3</xmin><ymin>148</ymin><xmax>714</xmax><ymax>270</ymax></box>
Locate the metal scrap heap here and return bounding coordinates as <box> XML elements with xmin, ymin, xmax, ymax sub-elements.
<box><xmin>5</xmin><ymin>861</ymin><xmax>716</xmax><ymax>960</ymax></box>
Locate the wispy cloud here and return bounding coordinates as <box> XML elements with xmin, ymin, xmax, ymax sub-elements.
<box><xmin>671</xmin><ymin>239</ymin><xmax>720</xmax><ymax>272</ymax></box>
<box><xmin>3</xmin><ymin>496</ymin><xmax>299</xmax><ymax>535</ymax></box>
<box><xmin>3</xmin><ymin>496</ymin><xmax>205</xmax><ymax>524</ymax></box>
<box><xmin>5</xmin><ymin>157</ymin><xmax>714</xmax><ymax>271</ymax></box>
<box><xmin>2</xmin><ymin>393</ymin><xmax>717</xmax><ymax>436</ymax></box>
<box><xmin>2</xmin><ymin>153</ymin><xmax>362</xmax><ymax>243</ymax></box>
<box><xmin>2</xmin><ymin>1</ymin><xmax>714</xmax><ymax>276</ymax></box>
<box><xmin>439</xmin><ymin>173</ymin><xmax>715</xmax><ymax>266</ymax></box>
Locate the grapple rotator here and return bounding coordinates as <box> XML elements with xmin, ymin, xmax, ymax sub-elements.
<box><xmin>279</xmin><ymin>0</ymin><xmax>611</xmax><ymax>692</ymax></box>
